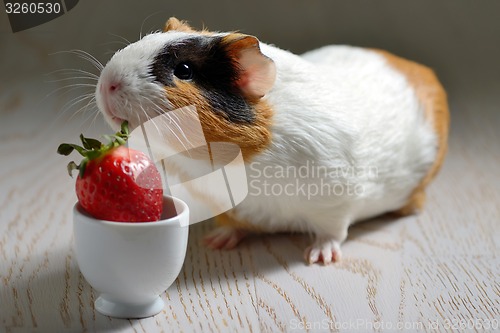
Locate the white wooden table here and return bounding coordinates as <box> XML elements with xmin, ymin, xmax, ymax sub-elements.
<box><xmin>1</xmin><ymin>77</ymin><xmax>499</xmax><ymax>333</ymax></box>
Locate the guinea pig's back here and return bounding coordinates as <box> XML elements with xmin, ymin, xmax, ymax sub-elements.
<box><xmin>259</xmin><ymin>44</ymin><xmax>448</xmax><ymax>220</ymax></box>
<box><xmin>301</xmin><ymin>45</ymin><xmax>448</xmax><ymax>171</ymax></box>
<box><xmin>299</xmin><ymin>44</ymin><xmax>449</xmax><ymax>217</ymax></box>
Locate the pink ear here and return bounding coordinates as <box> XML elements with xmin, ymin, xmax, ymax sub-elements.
<box><xmin>223</xmin><ymin>35</ymin><xmax>276</xmax><ymax>100</ymax></box>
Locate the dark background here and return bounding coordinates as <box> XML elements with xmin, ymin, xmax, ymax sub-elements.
<box><xmin>0</xmin><ymin>0</ymin><xmax>499</xmax><ymax>141</ymax></box>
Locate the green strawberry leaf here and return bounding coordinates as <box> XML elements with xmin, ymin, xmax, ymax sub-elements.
<box><xmin>113</xmin><ymin>135</ymin><xmax>127</xmax><ymax>146</ymax></box>
<box><xmin>66</xmin><ymin>161</ymin><xmax>79</xmax><ymax>177</ymax></box>
<box><xmin>121</xmin><ymin>121</ymin><xmax>129</xmax><ymax>136</ymax></box>
<box><xmin>80</xmin><ymin>134</ymin><xmax>102</xmax><ymax>150</ymax></box>
<box><xmin>57</xmin><ymin>143</ymin><xmax>75</xmax><ymax>156</ymax></box>
<box><xmin>58</xmin><ymin>120</ymin><xmax>130</xmax><ymax>178</ymax></box>
<box><xmin>57</xmin><ymin>143</ymin><xmax>86</xmax><ymax>156</ymax></box>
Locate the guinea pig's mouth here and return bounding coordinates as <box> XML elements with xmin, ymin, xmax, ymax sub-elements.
<box><xmin>105</xmin><ymin>108</ymin><xmax>125</xmax><ymax>128</ymax></box>
<box><xmin>101</xmin><ymin>96</ymin><xmax>126</xmax><ymax>127</ymax></box>
<box><xmin>110</xmin><ymin>114</ymin><xmax>125</xmax><ymax>126</ymax></box>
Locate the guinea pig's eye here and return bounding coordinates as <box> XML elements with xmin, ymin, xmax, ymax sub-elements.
<box><xmin>174</xmin><ymin>63</ymin><xmax>193</xmax><ymax>80</ymax></box>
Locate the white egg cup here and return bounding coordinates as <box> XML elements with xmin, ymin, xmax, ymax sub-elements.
<box><xmin>73</xmin><ymin>195</ymin><xmax>189</xmax><ymax>319</ymax></box>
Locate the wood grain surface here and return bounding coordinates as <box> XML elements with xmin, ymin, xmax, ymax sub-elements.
<box><xmin>0</xmin><ymin>78</ymin><xmax>499</xmax><ymax>333</ymax></box>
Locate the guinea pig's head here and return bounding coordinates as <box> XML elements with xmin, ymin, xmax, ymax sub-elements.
<box><xmin>96</xmin><ymin>17</ymin><xmax>276</xmax><ymax>159</ymax></box>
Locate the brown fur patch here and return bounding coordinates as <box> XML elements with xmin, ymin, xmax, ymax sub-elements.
<box><xmin>215</xmin><ymin>212</ymin><xmax>264</xmax><ymax>232</ymax></box>
<box><xmin>372</xmin><ymin>49</ymin><xmax>450</xmax><ymax>214</ymax></box>
<box><xmin>163</xmin><ymin>82</ymin><xmax>273</xmax><ymax>162</ymax></box>
<box><xmin>163</xmin><ymin>17</ymin><xmax>195</xmax><ymax>33</ymax></box>
<box><xmin>164</xmin><ymin>17</ymin><xmax>214</xmax><ymax>35</ymax></box>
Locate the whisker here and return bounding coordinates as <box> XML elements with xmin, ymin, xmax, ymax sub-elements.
<box><xmin>47</xmin><ymin>76</ymin><xmax>99</xmax><ymax>83</ymax></box>
<box><xmin>165</xmin><ymin>111</ymin><xmax>196</xmax><ymax>150</ymax></box>
<box><xmin>138</xmin><ymin>100</ymin><xmax>163</xmax><ymax>140</ymax></box>
<box><xmin>107</xmin><ymin>32</ymin><xmax>132</xmax><ymax>46</ymax></box>
<box><xmin>60</xmin><ymin>96</ymin><xmax>96</xmax><ymax>125</ymax></box>
<box><xmin>138</xmin><ymin>102</ymin><xmax>170</xmax><ymax>154</ymax></box>
<box><xmin>79</xmin><ymin>98</ymin><xmax>99</xmax><ymax>124</ymax></box>
<box><xmin>69</xmin><ymin>49</ymin><xmax>104</xmax><ymax>71</ymax></box>
<box><xmin>161</xmin><ymin>113</ymin><xmax>192</xmax><ymax>156</ymax></box>
<box><xmin>45</xmin><ymin>68</ymin><xmax>100</xmax><ymax>79</ymax></box>
<box><xmin>46</xmin><ymin>48</ymin><xmax>104</xmax><ymax>131</ymax></box>
<box><xmin>84</xmin><ymin>96</ymin><xmax>97</xmax><ymax>114</ymax></box>
<box><xmin>142</xmin><ymin>105</ymin><xmax>161</xmax><ymax>135</ymax></box>
<box><xmin>59</xmin><ymin>83</ymin><xmax>96</xmax><ymax>88</ymax></box>
<box><xmin>61</xmin><ymin>94</ymin><xmax>96</xmax><ymax>118</ymax></box>
<box><xmin>62</xmin><ymin>91</ymin><xmax>95</xmax><ymax>107</ymax></box>
<box><xmin>50</xmin><ymin>50</ymin><xmax>104</xmax><ymax>72</ymax></box>
<box><xmin>140</xmin><ymin>98</ymin><xmax>171</xmax><ymax>128</ymax></box>
<box><xmin>129</xmin><ymin>99</ymin><xmax>140</xmax><ymax>131</ymax></box>
<box><xmin>89</xmin><ymin>108</ymin><xmax>102</xmax><ymax>130</ymax></box>
<box><xmin>101</xmin><ymin>40</ymin><xmax>129</xmax><ymax>47</ymax></box>
<box><xmin>49</xmin><ymin>94</ymin><xmax>93</xmax><ymax>126</ymax></box>
<box><xmin>145</xmin><ymin>100</ymin><xmax>190</xmax><ymax>144</ymax></box>
<box><xmin>134</xmin><ymin>106</ymin><xmax>141</xmax><ymax>131</ymax></box>
<box><xmin>81</xmin><ymin>105</ymin><xmax>100</xmax><ymax>129</ymax></box>
<box><xmin>42</xmin><ymin>84</ymin><xmax>95</xmax><ymax>105</ymax></box>
<box><xmin>140</xmin><ymin>11</ymin><xmax>165</xmax><ymax>39</ymax></box>
<box><xmin>45</xmin><ymin>83</ymin><xmax>96</xmax><ymax>98</ymax></box>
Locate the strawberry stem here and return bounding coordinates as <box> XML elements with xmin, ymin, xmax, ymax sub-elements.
<box><xmin>57</xmin><ymin>121</ymin><xmax>130</xmax><ymax>178</ymax></box>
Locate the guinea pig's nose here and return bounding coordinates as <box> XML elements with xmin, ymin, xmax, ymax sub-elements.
<box><xmin>109</xmin><ymin>83</ymin><xmax>120</xmax><ymax>92</ymax></box>
<box><xmin>100</xmin><ymin>81</ymin><xmax>121</xmax><ymax>94</ymax></box>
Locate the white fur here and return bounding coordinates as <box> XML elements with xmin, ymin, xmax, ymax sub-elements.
<box><xmin>231</xmin><ymin>43</ymin><xmax>437</xmax><ymax>242</ymax></box>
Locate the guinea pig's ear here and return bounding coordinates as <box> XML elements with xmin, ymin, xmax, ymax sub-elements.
<box><xmin>164</xmin><ymin>17</ymin><xmax>194</xmax><ymax>33</ymax></box>
<box><xmin>222</xmin><ymin>34</ymin><xmax>276</xmax><ymax>100</ymax></box>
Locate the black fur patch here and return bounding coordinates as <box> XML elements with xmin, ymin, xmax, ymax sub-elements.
<box><xmin>150</xmin><ymin>36</ymin><xmax>255</xmax><ymax>124</ymax></box>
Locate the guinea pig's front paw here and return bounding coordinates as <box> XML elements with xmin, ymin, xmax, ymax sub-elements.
<box><xmin>203</xmin><ymin>226</ymin><xmax>247</xmax><ymax>250</ymax></box>
<box><xmin>304</xmin><ymin>237</ymin><xmax>342</xmax><ymax>265</ymax></box>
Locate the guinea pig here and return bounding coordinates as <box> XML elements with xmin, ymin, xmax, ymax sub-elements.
<box><xmin>95</xmin><ymin>17</ymin><xmax>449</xmax><ymax>265</ymax></box>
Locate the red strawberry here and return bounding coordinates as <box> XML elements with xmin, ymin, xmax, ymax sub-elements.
<box><xmin>58</xmin><ymin>122</ymin><xmax>163</xmax><ymax>222</ymax></box>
